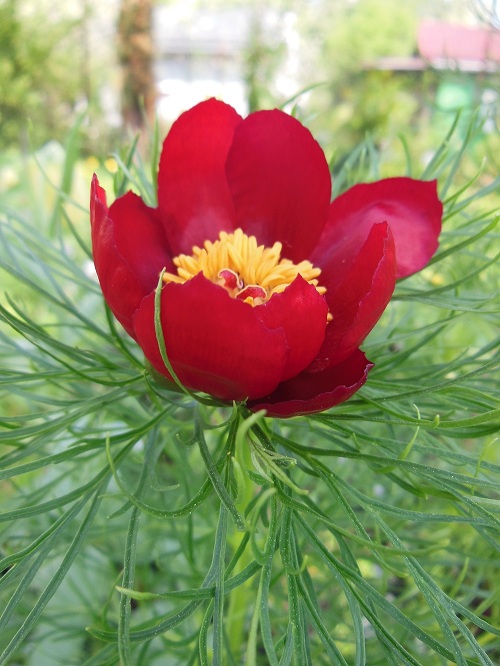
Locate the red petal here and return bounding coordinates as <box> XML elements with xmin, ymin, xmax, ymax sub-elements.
<box><xmin>255</xmin><ymin>276</ymin><xmax>328</xmax><ymax>381</ymax></box>
<box><xmin>311</xmin><ymin>177</ymin><xmax>442</xmax><ymax>280</ymax></box>
<box><xmin>133</xmin><ymin>274</ymin><xmax>289</xmax><ymax>402</ymax></box>
<box><xmin>90</xmin><ymin>175</ymin><xmax>171</xmax><ymax>338</ymax></box>
<box><xmin>225</xmin><ymin>109</ymin><xmax>331</xmax><ymax>262</ymax></box>
<box><xmin>157</xmin><ymin>99</ymin><xmax>242</xmax><ymax>256</ymax></box>
<box><xmin>249</xmin><ymin>350</ymin><xmax>373</xmax><ymax>418</ymax></box>
<box><xmin>311</xmin><ymin>222</ymin><xmax>396</xmax><ymax>370</ymax></box>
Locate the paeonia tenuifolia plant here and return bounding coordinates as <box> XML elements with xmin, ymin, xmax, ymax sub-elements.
<box><xmin>90</xmin><ymin>98</ymin><xmax>442</xmax><ymax>417</ymax></box>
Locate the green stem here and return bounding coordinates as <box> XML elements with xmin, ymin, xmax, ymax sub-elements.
<box><xmin>226</xmin><ymin>415</ymin><xmax>256</xmax><ymax>660</ymax></box>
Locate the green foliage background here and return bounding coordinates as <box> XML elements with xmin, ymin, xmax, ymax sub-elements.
<box><xmin>0</xmin><ymin>0</ymin><xmax>80</xmax><ymax>149</ymax></box>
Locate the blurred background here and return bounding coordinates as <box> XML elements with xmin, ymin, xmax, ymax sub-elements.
<box><xmin>1</xmin><ymin>0</ymin><xmax>499</xmax><ymax>177</ymax></box>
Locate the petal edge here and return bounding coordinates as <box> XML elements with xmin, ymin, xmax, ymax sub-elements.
<box><xmin>249</xmin><ymin>349</ymin><xmax>373</xmax><ymax>418</ymax></box>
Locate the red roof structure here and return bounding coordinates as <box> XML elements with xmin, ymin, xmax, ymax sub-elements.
<box><xmin>417</xmin><ymin>20</ymin><xmax>500</xmax><ymax>70</ymax></box>
<box><xmin>368</xmin><ymin>20</ymin><xmax>500</xmax><ymax>72</ymax></box>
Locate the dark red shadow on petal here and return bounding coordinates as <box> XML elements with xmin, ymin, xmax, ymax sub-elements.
<box><xmin>157</xmin><ymin>99</ymin><xmax>242</xmax><ymax>256</ymax></box>
<box><xmin>133</xmin><ymin>274</ymin><xmax>289</xmax><ymax>402</ymax></box>
<box><xmin>311</xmin><ymin>177</ymin><xmax>442</xmax><ymax>280</ymax></box>
<box><xmin>255</xmin><ymin>276</ymin><xmax>328</xmax><ymax>381</ymax></box>
<box><xmin>249</xmin><ymin>349</ymin><xmax>373</xmax><ymax>418</ymax></box>
<box><xmin>226</xmin><ymin>109</ymin><xmax>331</xmax><ymax>262</ymax></box>
<box><xmin>109</xmin><ymin>189</ymin><xmax>174</xmax><ymax>286</ymax></box>
<box><xmin>90</xmin><ymin>175</ymin><xmax>171</xmax><ymax>338</ymax></box>
<box><xmin>311</xmin><ymin>222</ymin><xmax>396</xmax><ymax>370</ymax></box>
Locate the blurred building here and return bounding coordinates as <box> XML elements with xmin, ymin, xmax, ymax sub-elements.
<box><xmin>153</xmin><ymin>4</ymin><xmax>248</xmax><ymax>119</ymax></box>
<box><xmin>366</xmin><ymin>19</ymin><xmax>500</xmax><ymax>131</ymax></box>
<box><xmin>418</xmin><ymin>20</ymin><xmax>500</xmax><ymax>71</ymax></box>
<box><xmin>372</xmin><ymin>20</ymin><xmax>500</xmax><ymax>73</ymax></box>
<box><xmin>152</xmin><ymin>3</ymin><xmax>299</xmax><ymax>121</ymax></box>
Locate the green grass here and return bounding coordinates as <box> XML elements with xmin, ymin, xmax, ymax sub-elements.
<box><xmin>0</xmin><ymin>114</ymin><xmax>498</xmax><ymax>665</ymax></box>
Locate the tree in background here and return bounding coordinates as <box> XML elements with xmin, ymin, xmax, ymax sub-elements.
<box><xmin>117</xmin><ymin>0</ymin><xmax>156</xmax><ymax>132</ymax></box>
<box><xmin>294</xmin><ymin>0</ymin><xmax>423</xmax><ymax>160</ymax></box>
<box><xmin>0</xmin><ymin>0</ymin><xmax>123</xmax><ymax>156</ymax></box>
<box><xmin>0</xmin><ymin>0</ymin><xmax>82</xmax><ymax>150</ymax></box>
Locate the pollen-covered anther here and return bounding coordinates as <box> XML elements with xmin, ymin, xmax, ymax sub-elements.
<box><xmin>162</xmin><ymin>228</ymin><xmax>330</xmax><ymax>318</ymax></box>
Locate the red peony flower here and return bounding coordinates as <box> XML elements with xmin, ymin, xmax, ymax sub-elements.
<box><xmin>90</xmin><ymin>99</ymin><xmax>442</xmax><ymax>417</ymax></box>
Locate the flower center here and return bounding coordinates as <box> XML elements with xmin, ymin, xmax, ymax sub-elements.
<box><xmin>162</xmin><ymin>228</ymin><xmax>328</xmax><ymax>308</ymax></box>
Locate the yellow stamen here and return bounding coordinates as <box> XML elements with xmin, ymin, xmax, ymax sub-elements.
<box><xmin>163</xmin><ymin>228</ymin><xmax>332</xmax><ymax>320</ymax></box>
